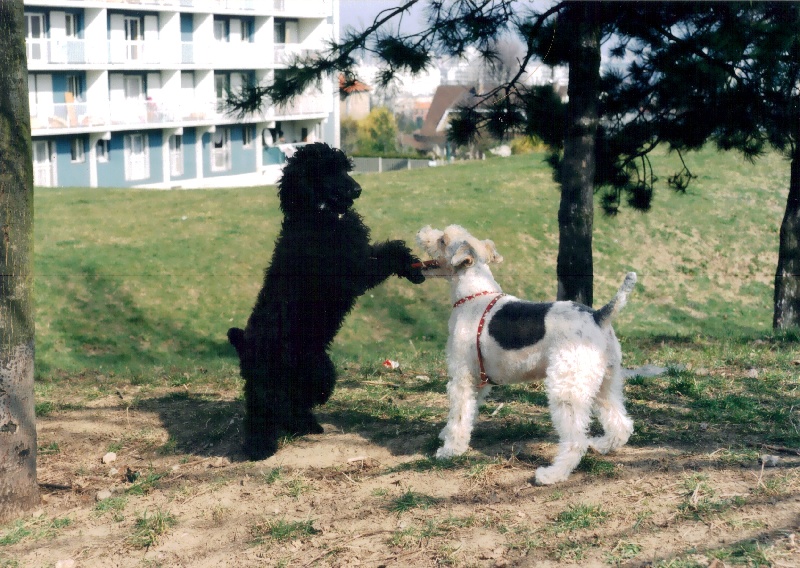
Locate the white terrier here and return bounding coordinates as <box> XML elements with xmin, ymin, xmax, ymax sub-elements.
<box><xmin>417</xmin><ymin>224</ymin><xmax>637</xmax><ymax>485</ymax></box>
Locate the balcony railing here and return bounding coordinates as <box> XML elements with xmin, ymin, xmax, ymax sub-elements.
<box><xmin>274</xmin><ymin>44</ymin><xmax>315</xmax><ymax>66</ymax></box>
<box><xmin>26</xmin><ymin>38</ymin><xmax>107</xmax><ymax>65</ymax></box>
<box><xmin>27</xmin><ymin>38</ymin><xmax>286</xmax><ymax>67</ymax></box>
<box><xmin>29</xmin><ymin>93</ymin><xmax>327</xmax><ymax>133</ymax></box>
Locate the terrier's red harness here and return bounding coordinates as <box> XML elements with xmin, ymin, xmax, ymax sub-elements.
<box><xmin>453</xmin><ymin>292</ymin><xmax>506</xmax><ymax>389</ymax></box>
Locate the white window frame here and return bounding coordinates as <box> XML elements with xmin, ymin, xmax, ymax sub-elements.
<box><xmin>70</xmin><ymin>137</ymin><xmax>85</xmax><ymax>163</ymax></box>
<box><xmin>64</xmin><ymin>13</ymin><xmax>77</xmax><ymax>38</ymax></box>
<box><xmin>213</xmin><ymin>19</ymin><xmax>227</xmax><ymax>42</ymax></box>
<box><xmin>169</xmin><ymin>134</ymin><xmax>184</xmax><ymax>176</ymax></box>
<box><xmin>96</xmin><ymin>139</ymin><xmax>109</xmax><ymax>163</ymax></box>
<box><xmin>32</xmin><ymin>140</ymin><xmax>57</xmax><ymax>187</ymax></box>
<box><xmin>124</xmin><ymin>16</ymin><xmax>142</xmax><ymax>60</ymax></box>
<box><xmin>211</xmin><ymin>128</ymin><xmax>231</xmax><ymax>172</ymax></box>
<box><xmin>124</xmin><ymin>133</ymin><xmax>150</xmax><ymax>181</ymax></box>
<box><xmin>242</xmin><ymin>125</ymin><xmax>253</xmax><ymax>148</ymax></box>
<box><xmin>24</xmin><ymin>13</ymin><xmax>45</xmax><ymax>61</ymax></box>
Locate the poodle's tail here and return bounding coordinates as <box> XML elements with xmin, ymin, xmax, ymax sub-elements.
<box><xmin>593</xmin><ymin>272</ymin><xmax>637</xmax><ymax>327</ymax></box>
<box><xmin>228</xmin><ymin>327</ymin><xmax>245</xmax><ymax>357</ymax></box>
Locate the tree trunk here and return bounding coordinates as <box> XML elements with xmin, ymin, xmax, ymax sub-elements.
<box><xmin>556</xmin><ymin>2</ymin><xmax>601</xmax><ymax>306</ymax></box>
<box><xmin>773</xmin><ymin>144</ymin><xmax>800</xmax><ymax>329</ymax></box>
<box><xmin>0</xmin><ymin>2</ymin><xmax>39</xmax><ymax>521</ymax></box>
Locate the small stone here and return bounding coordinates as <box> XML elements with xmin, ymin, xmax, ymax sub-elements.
<box><xmin>96</xmin><ymin>489</ymin><xmax>113</xmax><ymax>502</ymax></box>
<box><xmin>108</xmin><ymin>467</ymin><xmax>119</xmax><ymax>476</ymax></box>
<box><xmin>745</xmin><ymin>368</ymin><xmax>759</xmax><ymax>379</ymax></box>
<box><xmin>760</xmin><ymin>454</ymin><xmax>780</xmax><ymax>467</ymax></box>
<box><xmin>102</xmin><ymin>452</ymin><xmax>117</xmax><ymax>464</ymax></box>
<box><xmin>55</xmin><ymin>559</ymin><xmax>76</xmax><ymax>568</ymax></box>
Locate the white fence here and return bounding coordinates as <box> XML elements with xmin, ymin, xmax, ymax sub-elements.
<box><xmin>351</xmin><ymin>157</ymin><xmax>433</xmax><ymax>174</ymax></box>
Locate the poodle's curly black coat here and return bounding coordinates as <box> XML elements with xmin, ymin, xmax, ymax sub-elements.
<box><xmin>228</xmin><ymin>143</ymin><xmax>424</xmax><ymax>460</ymax></box>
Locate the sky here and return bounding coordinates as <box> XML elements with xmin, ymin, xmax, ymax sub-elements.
<box><xmin>339</xmin><ymin>0</ymin><xmax>427</xmax><ymax>34</ymax></box>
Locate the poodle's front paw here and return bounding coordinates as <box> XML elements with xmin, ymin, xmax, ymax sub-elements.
<box><xmin>534</xmin><ymin>465</ymin><xmax>570</xmax><ymax>485</ymax></box>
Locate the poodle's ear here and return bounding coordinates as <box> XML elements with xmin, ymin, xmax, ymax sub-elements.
<box><xmin>451</xmin><ymin>243</ymin><xmax>475</xmax><ymax>269</ymax></box>
<box><xmin>483</xmin><ymin>240</ymin><xmax>503</xmax><ymax>264</ymax></box>
<box><xmin>416</xmin><ymin>225</ymin><xmax>443</xmax><ymax>256</ymax></box>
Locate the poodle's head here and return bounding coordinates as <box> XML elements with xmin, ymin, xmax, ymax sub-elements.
<box><xmin>416</xmin><ymin>224</ymin><xmax>503</xmax><ymax>278</ymax></box>
<box><xmin>277</xmin><ymin>143</ymin><xmax>361</xmax><ymax>217</ymax></box>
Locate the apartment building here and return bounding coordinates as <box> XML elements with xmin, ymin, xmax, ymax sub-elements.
<box><xmin>24</xmin><ymin>0</ymin><xmax>340</xmax><ymax>188</ymax></box>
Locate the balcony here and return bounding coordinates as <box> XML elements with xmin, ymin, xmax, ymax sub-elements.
<box><xmin>274</xmin><ymin>44</ymin><xmax>315</xmax><ymax>66</ymax></box>
<box><xmin>26</xmin><ymin>38</ymin><xmax>106</xmax><ymax>66</ymax></box>
<box><xmin>29</xmin><ymin>92</ymin><xmax>327</xmax><ymax>134</ymax></box>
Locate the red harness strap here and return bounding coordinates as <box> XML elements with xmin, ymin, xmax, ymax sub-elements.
<box><xmin>453</xmin><ymin>291</ymin><xmax>506</xmax><ymax>389</ymax></box>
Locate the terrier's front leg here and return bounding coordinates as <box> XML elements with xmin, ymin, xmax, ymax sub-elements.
<box><xmin>436</xmin><ymin>374</ymin><xmax>481</xmax><ymax>459</ymax></box>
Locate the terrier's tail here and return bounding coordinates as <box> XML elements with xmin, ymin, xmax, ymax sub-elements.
<box><xmin>593</xmin><ymin>272</ymin><xmax>637</xmax><ymax>327</ymax></box>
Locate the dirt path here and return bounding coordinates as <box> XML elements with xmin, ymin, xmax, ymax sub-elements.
<box><xmin>4</xmin><ymin>390</ymin><xmax>799</xmax><ymax>567</ymax></box>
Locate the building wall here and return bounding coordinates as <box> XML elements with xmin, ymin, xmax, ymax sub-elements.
<box><xmin>25</xmin><ymin>0</ymin><xmax>338</xmax><ymax>189</ymax></box>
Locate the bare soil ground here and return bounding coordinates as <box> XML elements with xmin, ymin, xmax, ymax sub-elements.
<box><xmin>5</xmin><ymin>373</ymin><xmax>800</xmax><ymax>568</ymax></box>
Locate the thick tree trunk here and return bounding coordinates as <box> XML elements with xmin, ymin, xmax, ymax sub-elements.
<box><xmin>773</xmin><ymin>145</ymin><xmax>800</xmax><ymax>329</ymax></box>
<box><xmin>556</xmin><ymin>2</ymin><xmax>601</xmax><ymax>306</ymax></box>
<box><xmin>0</xmin><ymin>2</ymin><xmax>39</xmax><ymax>521</ymax></box>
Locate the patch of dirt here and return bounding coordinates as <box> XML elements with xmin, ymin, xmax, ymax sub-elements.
<box><xmin>5</xmin><ymin>389</ymin><xmax>800</xmax><ymax>567</ymax></box>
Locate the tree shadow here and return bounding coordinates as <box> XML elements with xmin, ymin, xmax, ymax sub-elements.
<box><xmin>39</xmin><ymin>263</ymin><xmax>235</xmax><ymax>376</ymax></box>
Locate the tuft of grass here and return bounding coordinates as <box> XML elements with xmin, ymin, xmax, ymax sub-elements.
<box><xmin>261</xmin><ymin>467</ymin><xmax>283</xmax><ymax>485</ymax></box>
<box><xmin>250</xmin><ymin>518</ymin><xmax>319</xmax><ymax>544</ymax></box>
<box><xmin>0</xmin><ymin>517</ymin><xmax>71</xmax><ymax>547</ymax></box>
<box><xmin>389</xmin><ymin>489</ymin><xmax>439</xmax><ymax>514</ymax></box>
<box><xmin>551</xmin><ymin>504</ymin><xmax>609</xmax><ymax>533</ymax></box>
<box><xmin>125</xmin><ymin>471</ymin><xmax>165</xmax><ymax>495</ymax></box>
<box><xmin>94</xmin><ymin>496</ymin><xmax>127</xmax><ymax>522</ymax></box>
<box><xmin>577</xmin><ymin>454</ymin><xmax>620</xmax><ymax>478</ymax></box>
<box><xmin>679</xmin><ymin>474</ymin><xmax>746</xmax><ymax>521</ymax></box>
<box><xmin>128</xmin><ymin>509</ymin><xmax>177</xmax><ymax>549</ymax></box>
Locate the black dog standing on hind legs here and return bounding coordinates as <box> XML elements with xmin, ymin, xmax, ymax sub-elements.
<box><xmin>228</xmin><ymin>143</ymin><xmax>425</xmax><ymax>460</ymax></box>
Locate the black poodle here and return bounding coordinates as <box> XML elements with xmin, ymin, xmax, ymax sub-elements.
<box><xmin>228</xmin><ymin>142</ymin><xmax>425</xmax><ymax>460</ymax></box>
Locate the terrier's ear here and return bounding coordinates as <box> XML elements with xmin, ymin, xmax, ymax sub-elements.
<box><xmin>483</xmin><ymin>240</ymin><xmax>503</xmax><ymax>264</ymax></box>
<box><xmin>416</xmin><ymin>225</ymin><xmax>443</xmax><ymax>254</ymax></box>
<box><xmin>451</xmin><ymin>243</ymin><xmax>475</xmax><ymax>269</ymax></box>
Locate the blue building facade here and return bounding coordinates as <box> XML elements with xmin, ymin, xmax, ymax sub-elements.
<box><xmin>25</xmin><ymin>0</ymin><xmax>341</xmax><ymax>189</ymax></box>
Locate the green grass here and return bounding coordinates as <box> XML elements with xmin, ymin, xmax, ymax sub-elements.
<box><xmin>128</xmin><ymin>509</ymin><xmax>176</xmax><ymax>549</ymax></box>
<box><xmin>33</xmin><ymin>147</ymin><xmax>787</xmax><ymax>380</ymax></box>
<box><xmin>31</xmin><ymin>147</ymin><xmax>800</xmax><ymax>453</ymax></box>
<box><xmin>250</xmin><ymin>518</ymin><xmax>320</xmax><ymax>543</ymax></box>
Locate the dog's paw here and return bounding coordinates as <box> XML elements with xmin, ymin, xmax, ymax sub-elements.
<box><xmin>588</xmin><ymin>436</ymin><xmax>613</xmax><ymax>455</ymax></box>
<box><xmin>534</xmin><ymin>466</ymin><xmax>570</xmax><ymax>485</ymax></box>
<box><xmin>243</xmin><ymin>438</ymin><xmax>278</xmax><ymax>461</ymax></box>
<box><xmin>435</xmin><ymin>446</ymin><xmax>464</xmax><ymax>460</ymax></box>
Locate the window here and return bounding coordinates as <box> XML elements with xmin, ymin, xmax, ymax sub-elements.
<box><xmin>96</xmin><ymin>139</ymin><xmax>109</xmax><ymax>163</ymax></box>
<box><xmin>169</xmin><ymin>134</ymin><xmax>183</xmax><ymax>176</ymax></box>
<box><xmin>124</xmin><ymin>16</ymin><xmax>142</xmax><ymax>60</ymax></box>
<box><xmin>66</xmin><ymin>74</ymin><xmax>84</xmax><ymax>102</ymax></box>
<box><xmin>70</xmin><ymin>137</ymin><xmax>85</xmax><ymax>163</ymax></box>
<box><xmin>64</xmin><ymin>13</ymin><xmax>77</xmax><ymax>38</ymax></box>
<box><xmin>211</xmin><ymin>128</ymin><xmax>231</xmax><ymax>172</ymax></box>
<box><xmin>214</xmin><ymin>19</ymin><xmax>227</xmax><ymax>42</ymax></box>
<box><xmin>24</xmin><ymin>13</ymin><xmax>45</xmax><ymax>60</ymax></box>
<box><xmin>242</xmin><ymin>125</ymin><xmax>253</xmax><ymax>147</ymax></box>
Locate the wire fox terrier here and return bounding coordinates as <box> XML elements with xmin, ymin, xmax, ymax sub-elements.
<box><xmin>416</xmin><ymin>225</ymin><xmax>637</xmax><ymax>485</ymax></box>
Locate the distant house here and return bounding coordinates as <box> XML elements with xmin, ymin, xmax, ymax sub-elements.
<box><xmin>400</xmin><ymin>85</ymin><xmax>472</xmax><ymax>157</ymax></box>
<box><xmin>339</xmin><ymin>75</ymin><xmax>371</xmax><ymax>120</ymax></box>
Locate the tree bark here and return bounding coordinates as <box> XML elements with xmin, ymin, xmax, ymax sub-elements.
<box><xmin>773</xmin><ymin>144</ymin><xmax>800</xmax><ymax>329</ymax></box>
<box><xmin>0</xmin><ymin>1</ymin><xmax>39</xmax><ymax>521</ymax></box>
<box><xmin>556</xmin><ymin>2</ymin><xmax>601</xmax><ymax>306</ymax></box>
